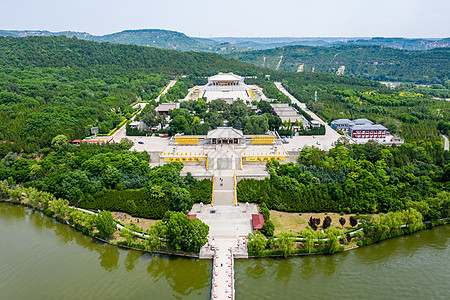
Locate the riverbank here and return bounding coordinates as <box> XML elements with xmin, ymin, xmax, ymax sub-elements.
<box><xmin>248</xmin><ymin>218</ymin><xmax>449</xmax><ymax>258</ymax></box>
<box><xmin>0</xmin><ymin>197</ymin><xmax>201</xmax><ymax>259</ymax></box>
<box><xmin>3</xmin><ymin>195</ymin><xmax>448</xmax><ymax>261</ymax></box>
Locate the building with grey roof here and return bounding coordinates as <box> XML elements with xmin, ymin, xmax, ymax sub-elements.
<box><xmin>185</xmin><ymin>73</ymin><xmax>265</xmax><ymax>103</ymax></box>
<box><xmin>349</xmin><ymin>124</ymin><xmax>388</xmax><ymax>139</ymax></box>
<box><xmin>353</xmin><ymin>118</ymin><xmax>374</xmax><ymax>126</ymax></box>
<box><xmin>270</xmin><ymin>103</ymin><xmax>310</xmax><ymax>130</ymax></box>
<box><xmin>156</xmin><ymin>102</ymin><xmax>180</xmax><ymax>115</ymax></box>
<box><xmin>330</xmin><ymin>119</ymin><xmax>354</xmax><ymax>132</ymax></box>
<box><xmin>330</xmin><ymin>118</ymin><xmax>374</xmax><ymax>132</ymax></box>
<box><xmin>206</xmin><ymin>127</ymin><xmax>244</xmax><ymax>144</ymax></box>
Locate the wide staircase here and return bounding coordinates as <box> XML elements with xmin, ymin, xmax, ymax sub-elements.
<box><xmin>213</xmin><ymin>174</ymin><xmax>234</xmax><ymax>206</ymax></box>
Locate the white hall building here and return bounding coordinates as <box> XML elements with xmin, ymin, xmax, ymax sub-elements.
<box><xmin>185</xmin><ymin>73</ymin><xmax>266</xmax><ymax>103</ymax></box>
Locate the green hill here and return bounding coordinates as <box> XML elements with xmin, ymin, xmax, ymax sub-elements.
<box><xmin>228</xmin><ymin>45</ymin><xmax>450</xmax><ymax>84</ymax></box>
<box><xmin>0</xmin><ymin>35</ymin><xmax>264</xmax><ymax>152</ymax></box>
<box><xmin>0</xmin><ymin>35</ymin><xmax>448</xmax><ymax>153</ymax></box>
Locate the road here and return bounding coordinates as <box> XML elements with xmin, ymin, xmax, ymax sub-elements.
<box><xmin>443</xmin><ymin>134</ymin><xmax>449</xmax><ymax>151</ymax></box>
<box><xmin>274</xmin><ymin>82</ymin><xmax>344</xmax><ymax>151</ymax></box>
<box><xmin>109</xmin><ymin>79</ymin><xmax>177</xmax><ymax>143</ymax></box>
<box><xmin>156</xmin><ymin>80</ymin><xmax>177</xmax><ymax>102</ymax></box>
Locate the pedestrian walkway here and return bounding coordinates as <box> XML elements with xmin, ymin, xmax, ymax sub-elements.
<box><xmin>211</xmin><ymin>243</ymin><xmax>234</xmax><ymax>300</ymax></box>
<box><xmin>213</xmin><ymin>174</ymin><xmax>234</xmax><ymax>206</ymax></box>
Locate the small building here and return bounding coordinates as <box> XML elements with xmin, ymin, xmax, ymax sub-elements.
<box><xmin>349</xmin><ymin>124</ymin><xmax>387</xmax><ymax>139</ymax></box>
<box><xmin>129</xmin><ymin>121</ymin><xmax>147</xmax><ymax>131</ymax></box>
<box><xmin>206</xmin><ymin>127</ymin><xmax>244</xmax><ymax>144</ymax></box>
<box><xmin>330</xmin><ymin>119</ymin><xmax>354</xmax><ymax>132</ymax></box>
<box><xmin>310</xmin><ymin>120</ymin><xmax>321</xmax><ymax>128</ymax></box>
<box><xmin>156</xmin><ymin>102</ymin><xmax>180</xmax><ymax>115</ymax></box>
<box><xmin>331</xmin><ymin>118</ymin><xmax>374</xmax><ymax>132</ymax></box>
<box><xmin>353</xmin><ymin>118</ymin><xmax>374</xmax><ymax>126</ymax></box>
<box><xmin>252</xmin><ymin>214</ymin><xmax>265</xmax><ymax>230</ymax></box>
<box><xmin>271</xmin><ymin>103</ymin><xmax>310</xmax><ymax>130</ymax></box>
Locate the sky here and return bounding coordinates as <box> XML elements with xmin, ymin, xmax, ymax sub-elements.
<box><xmin>0</xmin><ymin>0</ymin><xmax>449</xmax><ymax>38</ymax></box>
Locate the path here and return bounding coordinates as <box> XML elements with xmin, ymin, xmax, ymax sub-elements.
<box><xmin>276</xmin><ymin>55</ymin><xmax>283</xmax><ymax>71</ymax></box>
<box><xmin>274</xmin><ymin>82</ymin><xmax>344</xmax><ymax>150</ymax></box>
<box><xmin>156</xmin><ymin>80</ymin><xmax>177</xmax><ymax>102</ymax></box>
<box><xmin>442</xmin><ymin>134</ymin><xmax>449</xmax><ymax>151</ymax></box>
<box><xmin>189</xmin><ymin>145</ymin><xmax>258</xmax><ymax>300</ymax></box>
<box><xmin>110</xmin><ymin>79</ymin><xmax>177</xmax><ymax>143</ymax></box>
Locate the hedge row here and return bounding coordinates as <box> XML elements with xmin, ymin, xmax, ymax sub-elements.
<box><xmin>249</xmin><ymin>246</ymin><xmax>344</xmax><ymax>257</ymax></box>
<box><xmin>79</xmin><ymin>189</ymin><xmax>169</xmax><ymax>219</ymax></box>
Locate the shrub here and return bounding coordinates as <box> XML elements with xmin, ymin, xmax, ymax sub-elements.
<box><xmin>261</xmin><ymin>220</ymin><xmax>274</xmax><ymax>237</ymax></box>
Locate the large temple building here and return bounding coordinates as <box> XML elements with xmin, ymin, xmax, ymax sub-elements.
<box><xmin>185</xmin><ymin>73</ymin><xmax>266</xmax><ymax>103</ymax></box>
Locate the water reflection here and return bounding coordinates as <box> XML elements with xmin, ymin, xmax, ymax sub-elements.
<box><xmin>245</xmin><ymin>261</ymin><xmax>266</xmax><ymax>279</ymax></box>
<box><xmin>98</xmin><ymin>245</ymin><xmax>120</xmax><ymax>271</ymax></box>
<box><xmin>146</xmin><ymin>256</ymin><xmax>210</xmax><ymax>297</ymax></box>
<box><xmin>124</xmin><ymin>250</ymin><xmax>142</xmax><ymax>271</ymax></box>
<box><xmin>275</xmin><ymin>258</ymin><xmax>292</xmax><ymax>282</ymax></box>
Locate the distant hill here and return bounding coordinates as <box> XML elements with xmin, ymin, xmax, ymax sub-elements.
<box><xmin>1</xmin><ymin>30</ymin><xmax>449</xmax><ymax>53</ymax></box>
<box><xmin>92</xmin><ymin>29</ymin><xmax>209</xmax><ymax>51</ymax></box>
<box><xmin>227</xmin><ymin>45</ymin><xmax>450</xmax><ymax>84</ymax></box>
<box><xmin>339</xmin><ymin>37</ymin><xmax>450</xmax><ymax>50</ymax></box>
<box><xmin>211</xmin><ymin>37</ymin><xmax>450</xmax><ymax>51</ymax></box>
<box><xmin>0</xmin><ymin>29</ymin><xmax>236</xmax><ymax>52</ymax></box>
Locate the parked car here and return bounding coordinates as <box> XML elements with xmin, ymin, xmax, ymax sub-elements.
<box><xmin>138</xmin><ymin>141</ymin><xmax>144</xmax><ymax>144</ymax></box>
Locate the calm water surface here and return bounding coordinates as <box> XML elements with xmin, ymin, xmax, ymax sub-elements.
<box><xmin>1</xmin><ymin>203</ymin><xmax>449</xmax><ymax>299</ymax></box>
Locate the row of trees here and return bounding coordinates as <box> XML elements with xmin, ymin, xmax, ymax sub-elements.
<box><xmin>238</xmin><ymin>141</ymin><xmax>450</xmax><ymax>218</ymax></box>
<box><xmin>1</xmin><ymin>182</ymin><xmax>209</xmax><ymax>253</ymax></box>
<box><xmin>247</xmin><ymin>207</ymin><xmax>430</xmax><ymax>257</ymax></box>
<box><xmin>0</xmin><ymin>137</ymin><xmax>212</xmax><ymax>219</ymax></box>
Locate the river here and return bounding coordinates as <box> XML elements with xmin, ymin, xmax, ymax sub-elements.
<box><xmin>0</xmin><ymin>203</ymin><xmax>449</xmax><ymax>299</ymax></box>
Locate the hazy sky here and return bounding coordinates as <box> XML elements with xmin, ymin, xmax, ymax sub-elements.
<box><xmin>0</xmin><ymin>0</ymin><xmax>449</xmax><ymax>38</ymax></box>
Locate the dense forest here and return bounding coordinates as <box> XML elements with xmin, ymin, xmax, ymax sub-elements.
<box><xmin>238</xmin><ymin>141</ymin><xmax>449</xmax><ymax>220</ymax></box>
<box><xmin>265</xmin><ymin>72</ymin><xmax>450</xmax><ymax>143</ymax></box>
<box><xmin>1</xmin><ymin>36</ymin><xmax>447</xmax><ymax>152</ymax></box>
<box><xmin>229</xmin><ymin>45</ymin><xmax>450</xmax><ymax>84</ymax></box>
<box><xmin>0</xmin><ymin>140</ymin><xmax>211</xmax><ymax>219</ymax></box>
<box><xmin>0</xmin><ymin>35</ymin><xmax>266</xmax><ymax>153</ymax></box>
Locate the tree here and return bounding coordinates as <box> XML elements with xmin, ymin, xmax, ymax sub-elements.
<box><xmin>50</xmin><ymin>198</ymin><xmax>69</xmax><ymax>217</ymax></box>
<box><xmin>349</xmin><ymin>216</ymin><xmax>358</xmax><ymax>227</ymax></box>
<box><xmin>51</xmin><ymin>134</ymin><xmax>69</xmax><ymax>150</ymax></box>
<box><xmin>261</xmin><ymin>220</ymin><xmax>274</xmax><ymax>237</ymax></box>
<box><xmin>302</xmin><ymin>226</ymin><xmax>316</xmax><ymax>253</ymax></box>
<box><xmin>325</xmin><ymin>227</ymin><xmax>341</xmax><ymax>254</ymax></box>
<box><xmin>243</xmin><ymin>115</ymin><xmax>269</xmax><ymax>135</ymax></box>
<box><xmin>1</xmin><ymin>152</ymin><xmax>17</xmax><ymax>168</ymax></box>
<box><xmin>247</xmin><ymin>231</ymin><xmax>267</xmax><ymax>254</ymax></box>
<box><xmin>276</xmin><ymin>231</ymin><xmax>296</xmax><ymax>257</ymax></box>
<box><xmin>170</xmin><ymin>187</ymin><xmax>192</xmax><ymax>212</ymax></box>
<box><xmin>257</xmin><ymin>100</ymin><xmax>273</xmax><ymax>114</ymax></box>
<box><xmin>346</xmin><ymin>232</ymin><xmax>352</xmax><ymax>243</ymax></box>
<box><xmin>95</xmin><ymin>211</ymin><xmax>117</xmax><ymax>237</ymax></box>
<box><xmin>102</xmin><ymin>166</ymin><xmax>122</xmax><ymax>189</ymax></box>
<box><xmin>339</xmin><ymin>217</ymin><xmax>346</xmax><ymax>228</ymax></box>
<box><xmin>165</xmin><ymin>211</ymin><xmax>209</xmax><ymax>252</ymax></box>
<box><xmin>169</xmin><ymin>115</ymin><xmax>189</xmax><ymax>135</ymax></box>
<box><xmin>402</xmin><ymin>208</ymin><xmax>423</xmax><ymax>233</ymax></box>
<box><xmin>323</xmin><ymin>216</ymin><xmax>332</xmax><ymax>230</ymax></box>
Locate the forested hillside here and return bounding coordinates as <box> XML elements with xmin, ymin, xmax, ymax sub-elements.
<box><xmin>270</xmin><ymin>72</ymin><xmax>450</xmax><ymax>143</ymax></box>
<box><xmin>0</xmin><ymin>36</ymin><xmax>262</xmax><ymax>153</ymax></box>
<box><xmin>229</xmin><ymin>45</ymin><xmax>450</xmax><ymax>84</ymax></box>
<box><xmin>0</xmin><ymin>35</ymin><xmax>448</xmax><ymax>154</ymax></box>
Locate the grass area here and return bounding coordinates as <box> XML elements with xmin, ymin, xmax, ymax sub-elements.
<box><xmin>111</xmin><ymin>211</ymin><xmax>158</xmax><ymax>231</ymax></box>
<box><xmin>270</xmin><ymin>210</ymin><xmax>360</xmax><ymax>235</ymax></box>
